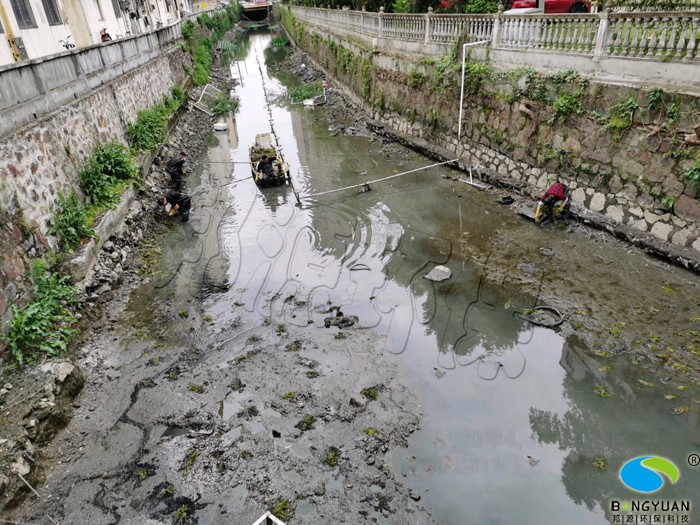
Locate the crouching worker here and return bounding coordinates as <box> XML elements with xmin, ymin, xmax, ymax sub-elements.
<box><xmin>159</xmin><ymin>191</ymin><xmax>191</xmax><ymax>222</ymax></box>
<box><xmin>256</xmin><ymin>155</ymin><xmax>276</xmax><ymax>182</ymax></box>
<box><xmin>535</xmin><ymin>180</ymin><xmax>570</xmax><ymax>224</ymax></box>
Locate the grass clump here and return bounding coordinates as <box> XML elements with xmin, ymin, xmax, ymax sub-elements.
<box><xmin>272</xmin><ymin>499</ymin><xmax>290</xmax><ymax>521</ymax></box>
<box><xmin>127</xmin><ymin>104</ymin><xmax>169</xmax><ymax>153</ymax></box>
<box><xmin>158</xmin><ymin>485</ymin><xmax>174</xmax><ymax>498</ymax></box>
<box><xmin>361</xmin><ymin>387</ymin><xmax>378</xmax><ymax>400</ymax></box>
<box><xmin>211</xmin><ymin>92</ymin><xmax>240</xmax><ymax>115</ymax></box>
<box><xmin>593</xmin><ymin>457</ymin><xmax>607</xmax><ymax>472</ymax></box>
<box><xmin>183</xmin><ymin>451</ymin><xmax>199</xmax><ymax>477</ymax></box>
<box><xmin>326</xmin><ymin>447</ymin><xmax>341</xmax><ymax>466</ymax></box>
<box><xmin>187</xmin><ymin>383</ymin><xmax>205</xmax><ymax>393</ymax></box>
<box><xmin>1</xmin><ymin>261</ymin><xmax>77</xmax><ymax>365</ymax></box>
<box><xmin>288</xmin><ymin>81</ymin><xmax>323</xmax><ymax>101</ymax></box>
<box><xmin>49</xmin><ymin>191</ymin><xmax>95</xmax><ymax>251</ymax></box>
<box><xmin>296</xmin><ymin>414</ymin><xmax>315</xmax><ymax>432</ymax></box>
<box><xmin>603</xmin><ymin>97</ymin><xmax>638</xmax><ymax>140</ymax></box>
<box><xmin>173</xmin><ymin>504</ymin><xmax>191</xmax><ymax>524</ymax></box>
<box><xmin>282</xmin><ymin>391</ymin><xmax>296</xmax><ymax>400</ymax></box>
<box><xmin>240</xmin><ymin>449</ymin><xmax>254</xmax><ymax>459</ymax></box>
<box><xmin>137</xmin><ymin>467</ymin><xmax>150</xmax><ymax>480</ymax></box>
<box><xmin>594</xmin><ymin>385</ymin><xmax>611</xmax><ymax>399</ymax></box>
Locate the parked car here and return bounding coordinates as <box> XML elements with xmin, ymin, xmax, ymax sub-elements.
<box><xmin>507</xmin><ymin>0</ymin><xmax>591</xmax><ymax>13</ymax></box>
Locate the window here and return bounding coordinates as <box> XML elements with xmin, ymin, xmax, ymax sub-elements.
<box><xmin>111</xmin><ymin>0</ymin><xmax>123</xmax><ymax>18</ymax></box>
<box><xmin>41</xmin><ymin>0</ymin><xmax>62</xmax><ymax>25</ymax></box>
<box><xmin>95</xmin><ymin>0</ymin><xmax>105</xmax><ymax>20</ymax></box>
<box><xmin>10</xmin><ymin>0</ymin><xmax>37</xmax><ymax>29</ymax></box>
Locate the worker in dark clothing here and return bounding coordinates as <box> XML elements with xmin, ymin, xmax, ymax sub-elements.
<box><xmin>159</xmin><ymin>191</ymin><xmax>191</xmax><ymax>222</ymax></box>
<box><xmin>256</xmin><ymin>155</ymin><xmax>276</xmax><ymax>182</ymax></box>
<box><xmin>166</xmin><ymin>151</ymin><xmax>187</xmax><ymax>191</ymax></box>
<box><xmin>535</xmin><ymin>180</ymin><xmax>570</xmax><ymax>224</ymax></box>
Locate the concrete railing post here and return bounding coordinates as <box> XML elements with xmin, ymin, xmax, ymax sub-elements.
<box><xmin>593</xmin><ymin>2</ymin><xmax>611</xmax><ymax>59</ymax></box>
<box><xmin>425</xmin><ymin>7</ymin><xmax>432</xmax><ymax>45</ymax></box>
<box><xmin>492</xmin><ymin>2</ymin><xmax>503</xmax><ymax>48</ymax></box>
<box><xmin>379</xmin><ymin>6</ymin><xmax>384</xmax><ymax>38</ymax></box>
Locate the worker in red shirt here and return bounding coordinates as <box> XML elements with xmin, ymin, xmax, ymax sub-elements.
<box><xmin>535</xmin><ymin>180</ymin><xmax>570</xmax><ymax>224</ymax></box>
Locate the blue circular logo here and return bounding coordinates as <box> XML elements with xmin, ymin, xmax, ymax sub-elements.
<box><xmin>620</xmin><ymin>456</ymin><xmax>679</xmax><ymax>493</ymax></box>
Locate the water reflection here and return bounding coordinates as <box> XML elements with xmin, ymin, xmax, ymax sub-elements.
<box><xmin>530</xmin><ymin>337</ymin><xmax>700</xmax><ymax>519</ymax></box>
<box><xmin>207</xmin><ymin>30</ymin><xmax>700</xmax><ymax>525</ymax></box>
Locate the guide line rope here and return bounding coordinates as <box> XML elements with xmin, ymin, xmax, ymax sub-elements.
<box><xmin>300</xmin><ymin>159</ymin><xmax>459</xmax><ymax>200</ymax></box>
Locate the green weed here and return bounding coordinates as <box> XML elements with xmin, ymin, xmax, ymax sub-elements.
<box><xmin>173</xmin><ymin>504</ymin><xmax>191</xmax><ymax>524</ymax></box>
<box><xmin>272</xmin><ymin>499</ymin><xmax>290</xmax><ymax>521</ymax></box>
<box><xmin>1</xmin><ymin>261</ymin><xmax>77</xmax><ymax>365</ymax></box>
<box><xmin>603</xmin><ymin>97</ymin><xmax>638</xmax><ymax>140</ymax></box>
<box><xmin>594</xmin><ymin>385</ymin><xmax>611</xmax><ymax>399</ymax></box>
<box><xmin>548</xmin><ymin>92</ymin><xmax>584</xmax><ymax>124</ymax></box>
<box><xmin>159</xmin><ymin>485</ymin><xmax>174</xmax><ymax>498</ymax></box>
<box><xmin>593</xmin><ymin>457</ymin><xmax>607</xmax><ymax>472</ymax></box>
<box><xmin>183</xmin><ymin>451</ymin><xmax>199</xmax><ymax>477</ymax></box>
<box><xmin>211</xmin><ymin>92</ymin><xmax>240</xmax><ymax>115</ymax></box>
<box><xmin>49</xmin><ymin>191</ymin><xmax>94</xmax><ymax>251</ymax></box>
<box><xmin>326</xmin><ymin>447</ymin><xmax>341</xmax><ymax>466</ymax></box>
<box><xmin>296</xmin><ymin>415</ymin><xmax>315</xmax><ymax>432</ymax></box>
<box><xmin>127</xmin><ymin>104</ymin><xmax>169</xmax><ymax>153</ymax></box>
<box><xmin>187</xmin><ymin>383</ymin><xmax>204</xmax><ymax>393</ymax></box>
<box><xmin>288</xmin><ymin>81</ymin><xmax>323</xmax><ymax>101</ymax></box>
<box><xmin>361</xmin><ymin>387</ymin><xmax>378</xmax><ymax>400</ymax></box>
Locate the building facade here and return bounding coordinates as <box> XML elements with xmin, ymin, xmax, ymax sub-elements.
<box><xmin>0</xmin><ymin>0</ymin><xmax>193</xmax><ymax>66</ymax></box>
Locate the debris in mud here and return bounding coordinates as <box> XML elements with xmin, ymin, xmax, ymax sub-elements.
<box><xmin>424</xmin><ymin>265</ymin><xmax>452</xmax><ymax>282</ymax></box>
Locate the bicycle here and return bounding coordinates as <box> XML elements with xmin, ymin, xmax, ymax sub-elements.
<box><xmin>59</xmin><ymin>35</ymin><xmax>75</xmax><ymax>49</ymax></box>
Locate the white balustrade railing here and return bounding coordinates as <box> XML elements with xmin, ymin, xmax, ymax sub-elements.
<box><xmin>383</xmin><ymin>14</ymin><xmax>426</xmax><ymax>41</ymax></box>
<box><xmin>606</xmin><ymin>12</ymin><xmax>698</xmax><ymax>59</ymax></box>
<box><xmin>500</xmin><ymin>14</ymin><xmax>598</xmax><ymax>53</ymax></box>
<box><xmin>288</xmin><ymin>5</ymin><xmax>699</xmax><ymax>63</ymax></box>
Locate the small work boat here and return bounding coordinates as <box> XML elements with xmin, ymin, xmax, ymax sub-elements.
<box><xmin>249</xmin><ymin>133</ymin><xmax>290</xmax><ymax>188</ymax></box>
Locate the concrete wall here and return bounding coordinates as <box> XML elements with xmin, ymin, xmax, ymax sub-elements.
<box><xmin>0</xmin><ymin>21</ymin><xmax>183</xmax><ymax>139</ymax></box>
<box><xmin>0</xmin><ymin>43</ymin><xmax>189</xmax><ymax>327</ymax></box>
<box><xmin>283</xmin><ymin>10</ymin><xmax>700</xmax><ymax>260</ymax></box>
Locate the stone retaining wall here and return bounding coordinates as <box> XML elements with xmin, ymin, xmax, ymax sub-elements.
<box><xmin>0</xmin><ymin>47</ymin><xmax>188</xmax><ymax>326</ymax></box>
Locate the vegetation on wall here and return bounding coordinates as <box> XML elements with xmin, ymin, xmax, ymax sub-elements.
<box><xmin>127</xmin><ymin>87</ymin><xmax>186</xmax><ymax>153</ymax></box>
<box><xmin>181</xmin><ymin>4</ymin><xmax>242</xmax><ymax>86</ymax></box>
<box><xmin>0</xmin><ymin>260</ymin><xmax>78</xmax><ymax>365</ymax></box>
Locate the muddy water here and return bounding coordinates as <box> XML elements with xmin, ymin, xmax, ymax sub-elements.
<box><xmin>13</xmin><ymin>30</ymin><xmax>699</xmax><ymax>525</ymax></box>
<box><xmin>188</xmin><ymin>32</ymin><xmax>700</xmax><ymax>523</ymax></box>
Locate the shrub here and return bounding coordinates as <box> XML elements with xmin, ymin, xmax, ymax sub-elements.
<box><xmin>127</xmin><ymin>104</ymin><xmax>168</xmax><ymax>153</ymax></box>
<box><xmin>288</xmin><ymin>81</ymin><xmax>323</xmax><ymax>101</ymax></box>
<box><xmin>171</xmin><ymin>85</ymin><xmax>187</xmax><ymax>106</ymax></box>
<box><xmin>211</xmin><ymin>92</ymin><xmax>240</xmax><ymax>115</ymax></box>
<box><xmin>79</xmin><ymin>157</ymin><xmax>118</xmax><ymax>207</ymax></box>
<box><xmin>93</xmin><ymin>141</ymin><xmax>137</xmax><ymax>181</ymax></box>
<box><xmin>49</xmin><ymin>191</ymin><xmax>94</xmax><ymax>250</ymax></box>
<box><xmin>1</xmin><ymin>261</ymin><xmax>77</xmax><ymax>365</ymax></box>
